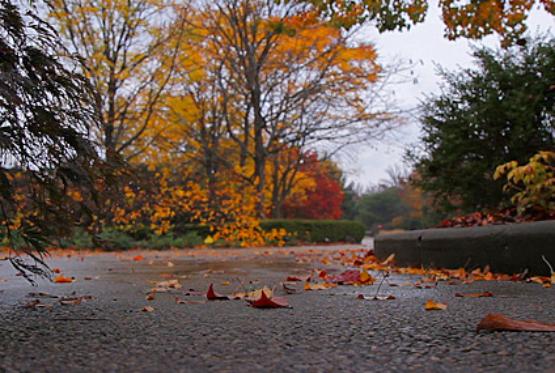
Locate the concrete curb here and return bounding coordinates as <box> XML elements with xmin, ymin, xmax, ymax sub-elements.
<box><xmin>374</xmin><ymin>220</ymin><xmax>555</xmax><ymax>275</ymax></box>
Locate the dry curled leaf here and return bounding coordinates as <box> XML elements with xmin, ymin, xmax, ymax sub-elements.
<box><xmin>59</xmin><ymin>295</ymin><xmax>94</xmax><ymax>306</ymax></box>
<box><xmin>247</xmin><ymin>290</ymin><xmax>290</xmax><ymax>309</ymax></box>
<box><xmin>206</xmin><ymin>284</ymin><xmax>230</xmax><ymax>300</ymax></box>
<box><xmin>381</xmin><ymin>254</ymin><xmax>395</xmax><ymax>266</ymax></box>
<box><xmin>455</xmin><ymin>291</ymin><xmax>494</xmax><ymax>298</ymax></box>
<box><xmin>477</xmin><ymin>313</ymin><xmax>555</xmax><ymax>332</ymax></box>
<box><xmin>145</xmin><ymin>293</ymin><xmax>155</xmax><ymax>301</ymax></box>
<box><xmin>424</xmin><ymin>299</ymin><xmax>447</xmax><ymax>310</ymax></box>
<box><xmin>28</xmin><ymin>292</ymin><xmax>58</xmax><ymax>299</ymax></box>
<box><xmin>142</xmin><ymin>306</ymin><xmax>155</xmax><ymax>312</ymax></box>
<box><xmin>233</xmin><ymin>287</ymin><xmax>273</xmax><ymax>300</ymax></box>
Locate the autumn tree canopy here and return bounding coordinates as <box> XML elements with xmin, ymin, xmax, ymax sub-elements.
<box><xmin>301</xmin><ymin>0</ymin><xmax>554</xmax><ymax>46</ymax></box>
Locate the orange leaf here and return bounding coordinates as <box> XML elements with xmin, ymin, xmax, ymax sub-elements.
<box><xmin>133</xmin><ymin>255</ymin><xmax>144</xmax><ymax>262</ymax></box>
<box><xmin>52</xmin><ymin>268</ymin><xmax>61</xmax><ymax>274</ymax></box>
<box><xmin>424</xmin><ymin>299</ymin><xmax>447</xmax><ymax>310</ymax></box>
<box><xmin>248</xmin><ymin>290</ymin><xmax>290</xmax><ymax>309</ymax></box>
<box><xmin>477</xmin><ymin>313</ymin><xmax>555</xmax><ymax>332</ymax></box>
<box><xmin>206</xmin><ymin>283</ymin><xmax>229</xmax><ymax>300</ymax></box>
<box><xmin>455</xmin><ymin>291</ymin><xmax>494</xmax><ymax>298</ymax></box>
<box><xmin>53</xmin><ymin>275</ymin><xmax>73</xmax><ymax>283</ymax></box>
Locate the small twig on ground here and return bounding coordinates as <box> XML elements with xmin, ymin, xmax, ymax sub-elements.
<box><xmin>373</xmin><ymin>271</ymin><xmax>390</xmax><ymax>299</ymax></box>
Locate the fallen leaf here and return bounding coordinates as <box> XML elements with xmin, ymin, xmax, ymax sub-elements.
<box><xmin>304</xmin><ymin>282</ymin><xmax>336</xmax><ymax>291</ymax></box>
<box><xmin>204</xmin><ymin>235</ymin><xmax>214</xmax><ymax>245</ymax></box>
<box><xmin>52</xmin><ymin>268</ymin><xmax>61</xmax><ymax>274</ymax></box>
<box><xmin>167</xmin><ymin>261</ymin><xmax>175</xmax><ymax>268</ymax></box>
<box><xmin>286</xmin><ymin>276</ymin><xmax>303</xmax><ymax>282</ymax></box>
<box><xmin>248</xmin><ymin>290</ymin><xmax>290</xmax><ymax>309</ymax></box>
<box><xmin>381</xmin><ymin>254</ymin><xmax>395</xmax><ymax>266</ymax></box>
<box><xmin>151</xmin><ymin>279</ymin><xmax>182</xmax><ymax>292</ymax></box>
<box><xmin>327</xmin><ymin>269</ymin><xmax>373</xmax><ymax>285</ymax></box>
<box><xmin>23</xmin><ymin>299</ymin><xmax>52</xmax><ymax>310</ymax></box>
<box><xmin>146</xmin><ymin>293</ymin><xmax>155</xmax><ymax>301</ymax></box>
<box><xmin>59</xmin><ymin>295</ymin><xmax>94</xmax><ymax>306</ymax></box>
<box><xmin>477</xmin><ymin>313</ymin><xmax>555</xmax><ymax>332</ymax></box>
<box><xmin>28</xmin><ymin>292</ymin><xmax>58</xmax><ymax>299</ymax></box>
<box><xmin>206</xmin><ymin>284</ymin><xmax>230</xmax><ymax>300</ymax></box>
<box><xmin>233</xmin><ymin>287</ymin><xmax>273</xmax><ymax>300</ymax></box>
<box><xmin>133</xmin><ymin>255</ymin><xmax>144</xmax><ymax>261</ymax></box>
<box><xmin>53</xmin><ymin>275</ymin><xmax>74</xmax><ymax>283</ymax></box>
<box><xmin>455</xmin><ymin>291</ymin><xmax>494</xmax><ymax>298</ymax></box>
<box><xmin>357</xmin><ymin>294</ymin><xmax>396</xmax><ymax>301</ymax></box>
<box><xmin>221</xmin><ymin>281</ymin><xmax>231</xmax><ymax>286</ymax></box>
<box><xmin>142</xmin><ymin>306</ymin><xmax>155</xmax><ymax>312</ymax></box>
<box><xmin>176</xmin><ymin>297</ymin><xmax>205</xmax><ymax>305</ymax></box>
<box><xmin>424</xmin><ymin>299</ymin><xmax>447</xmax><ymax>311</ymax></box>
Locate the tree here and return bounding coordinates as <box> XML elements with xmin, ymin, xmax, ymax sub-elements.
<box><xmin>301</xmin><ymin>0</ymin><xmax>554</xmax><ymax>47</ymax></box>
<box><xmin>49</xmin><ymin>0</ymin><xmax>186</xmax><ymax>162</ymax></box>
<box><xmin>175</xmin><ymin>0</ymin><xmax>400</xmax><ymax>216</ymax></box>
<box><xmin>1</xmin><ymin>0</ymin><xmax>100</xmax><ymax>279</ymax></box>
<box><xmin>283</xmin><ymin>153</ymin><xmax>344</xmax><ymax>219</ymax></box>
<box><xmin>355</xmin><ymin>187</ymin><xmax>410</xmax><ymax>229</ymax></box>
<box><xmin>411</xmin><ymin>37</ymin><xmax>555</xmax><ymax>213</ymax></box>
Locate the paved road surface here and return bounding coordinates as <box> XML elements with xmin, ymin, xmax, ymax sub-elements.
<box><xmin>1</xmin><ymin>245</ymin><xmax>555</xmax><ymax>372</ymax></box>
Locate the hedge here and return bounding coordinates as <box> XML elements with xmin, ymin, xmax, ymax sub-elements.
<box><xmin>261</xmin><ymin>219</ymin><xmax>366</xmax><ymax>244</ymax></box>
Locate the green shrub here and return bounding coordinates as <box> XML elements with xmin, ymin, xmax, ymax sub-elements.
<box><xmin>96</xmin><ymin>228</ymin><xmax>135</xmax><ymax>251</ymax></box>
<box><xmin>59</xmin><ymin>228</ymin><xmax>94</xmax><ymax>249</ymax></box>
<box><xmin>173</xmin><ymin>223</ymin><xmax>211</xmax><ymax>239</ymax></box>
<box><xmin>261</xmin><ymin>219</ymin><xmax>366</xmax><ymax>244</ymax></box>
<box><xmin>137</xmin><ymin>231</ymin><xmax>203</xmax><ymax>250</ymax></box>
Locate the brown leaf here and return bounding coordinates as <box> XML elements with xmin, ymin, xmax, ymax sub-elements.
<box><xmin>424</xmin><ymin>299</ymin><xmax>447</xmax><ymax>310</ymax></box>
<box><xmin>28</xmin><ymin>292</ymin><xmax>58</xmax><ymax>299</ymax></box>
<box><xmin>477</xmin><ymin>313</ymin><xmax>555</xmax><ymax>332</ymax></box>
<box><xmin>247</xmin><ymin>290</ymin><xmax>290</xmax><ymax>309</ymax></box>
<box><xmin>455</xmin><ymin>291</ymin><xmax>494</xmax><ymax>298</ymax></box>
<box><xmin>59</xmin><ymin>295</ymin><xmax>94</xmax><ymax>306</ymax></box>
<box><xmin>206</xmin><ymin>283</ymin><xmax>229</xmax><ymax>300</ymax></box>
<box><xmin>142</xmin><ymin>306</ymin><xmax>155</xmax><ymax>312</ymax></box>
<box><xmin>145</xmin><ymin>293</ymin><xmax>155</xmax><ymax>301</ymax></box>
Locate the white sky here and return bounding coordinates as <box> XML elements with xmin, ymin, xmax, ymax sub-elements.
<box><xmin>342</xmin><ymin>0</ymin><xmax>554</xmax><ymax>188</ymax></box>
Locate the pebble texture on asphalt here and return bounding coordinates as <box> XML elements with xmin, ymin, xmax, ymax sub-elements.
<box><xmin>1</xmin><ymin>246</ymin><xmax>555</xmax><ymax>373</ymax></box>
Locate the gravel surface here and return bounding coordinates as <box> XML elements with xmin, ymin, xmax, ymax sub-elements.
<box><xmin>1</xmin><ymin>245</ymin><xmax>555</xmax><ymax>373</ymax></box>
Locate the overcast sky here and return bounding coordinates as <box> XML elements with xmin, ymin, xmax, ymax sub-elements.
<box><xmin>341</xmin><ymin>0</ymin><xmax>554</xmax><ymax>188</ymax></box>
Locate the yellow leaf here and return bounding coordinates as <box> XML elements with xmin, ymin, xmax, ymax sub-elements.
<box><xmin>204</xmin><ymin>235</ymin><xmax>214</xmax><ymax>245</ymax></box>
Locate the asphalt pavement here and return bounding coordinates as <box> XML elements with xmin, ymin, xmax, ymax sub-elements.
<box><xmin>1</xmin><ymin>245</ymin><xmax>555</xmax><ymax>373</ymax></box>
